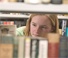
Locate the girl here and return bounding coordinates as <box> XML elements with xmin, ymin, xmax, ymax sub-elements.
<box><xmin>16</xmin><ymin>14</ymin><xmax>59</xmax><ymax>37</ymax></box>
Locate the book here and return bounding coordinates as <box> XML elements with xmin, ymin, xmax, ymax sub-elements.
<box><xmin>24</xmin><ymin>0</ymin><xmax>41</xmax><ymax>4</ymax></box>
<box><xmin>9</xmin><ymin>0</ymin><xmax>17</xmax><ymax>2</ymax></box>
<box><xmin>0</xmin><ymin>25</ymin><xmax>16</xmax><ymax>36</ymax></box>
<box><xmin>47</xmin><ymin>33</ymin><xmax>60</xmax><ymax>58</ymax></box>
<box><xmin>61</xmin><ymin>20</ymin><xmax>67</xmax><ymax>36</ymax></box>
<box><xmin>21</xmin><ymin>36</ymin><xmax>48</xmax><ymax>58</ymax></box>
<box><xmin>51</xmin><ymin>0</ymin><xmax>62</xmax><ymax>4</ymax></box>
<box><xmin>59</xmin><ymin>36</ymin><xmax>67</xmax><ymax>58</ymax></box>
<box><xmin>18</xmin><ymin>36</ymin><xmax>25</xmax><ymax>58</ymax></box>
<box><xmin>17</xmin><ymin>0</ymin><xmax>24</xmax><ymax>2</ymax></box>
<box><xmin>13</xmin><ymin>36</ymin><xmax>18</xmax><ymax>58</ymax></box>
<box><xmin>65</xmin><ymin>20</ymin><xmax>68</xmax><ymax>37</ymax></box>
<box><xmin>67</xmin><ymin>37</ymin><xmax>68</xmax><ymax>58</ymax></box>
<box><xmin>38</xmin><ymin>39</ymin><xmax>48</xmax><ymax>58</ymax></box>
<box><xmin>42</xmin><ymin>0</ymin><xmax>51</xmax><ymax>4</ymax></box>
<box><xmin>62</xmin><ymin>0</ymin><xmax>68</xmax><ymax>4</ymax></box>
<box><xmin>30</xmin><ymin>36</ymin><xmax>48</xmax><ymax>58</ymax></box>
<box><xmin>0</xmin><ymin>36</ymin><xmax>14</xmax><ymax>58</ymax></box>
<box><xmin>30</xmin><ymin>39</ymin><xmax>39</xmax><ymax>58</ymax></box>
<box><xmin>24</xmin><ymin>37</ymin><xmax>31</xmax><ymax>58</ymax></box>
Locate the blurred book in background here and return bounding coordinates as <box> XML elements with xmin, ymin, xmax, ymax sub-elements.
<box><xmin>0</xmin><ymin>25</ymin><xmax>16</xmax><ymax>36</ymax></box>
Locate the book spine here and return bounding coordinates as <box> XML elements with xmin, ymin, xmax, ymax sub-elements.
<box><xmin>18</xmin><ymin>36</ymin><xmax>25</xmax><ymax>58</ymax></box>
<box><xmin>62</xmin><ymin>0</ymin><xmax>68</xmax><ymax>4</ymax></box>
<box><xmin>24</xmin><ymin>0</ymin><xmax>41</xmax><ymax>4</ymax></box>
<box><xmin>31</xmin><ymin>39</ymin><xmax>39</xmax><ymax>58</ymax></box>
<box><xmin>62</xmin><ymin>20</ymin><xmax>67</xmax><ymax>36</ymax></box>
<box><xmin>65</xmin><ymin>20</ymin><xmax>68</xmax><ymax>37</ymax></box>
<box><xmin>0</xmin><ymin>25</ymin><xmax>16</xmax><ymax>36</ymax></box>
<box><xmin>67</xmin><ymin>37</ymin><xmax>68</xmax><ymax>58</ymax></box>
<box><xmin>17</xmin><ymin>0</ymin><xmax>24</xmax><ymax>2</ymax></box>
<box><xmin>42</xmin><ymin>0</ymin><xmax>51</xmax><ymax>4</ymax></box>
<box><xmin>38</xmin><ymin>40</ymin><xmax>48</xmax><ymax>58</ymax></box>
<box><xmin>13</xmin><ymin>37</ymin><xmax>18</xmax><ymax>58</ymax></box>
<box><xmin>9</xmin><ymin>0</ymin><xmax>17</xmax><ymax>2</ymax></box>
<box><xmin>0</xmin><ymin>36</ymin><xmax>14</xmax><ymax>58</ymax></box>
<box><xmin>51</xmin><ymin>0</ymin><xmax>62</xmax><ymax>4</ymax></box>
<box><xmin>24</xmin><ymin>37</ymin><xmax>31</xmax><ymax>58</ymax></box>
<box><xmin>47</xmin><ymin>33</ymin><xmax>60</xmax><ymax>58</ymax></box>
<box><xmin>65</xmin><ymin>27</ymin><xmax>68</xmax><ymax>37</ymax></box>
<box><xmin>59</xmin><ymin>36</ymin><xmax>67</xmax><ymax>58</ymax></box>
<box><xmin>48</xmin><ymin>43</ymin><xmax>59</xmax><ymax>58</ymax></box>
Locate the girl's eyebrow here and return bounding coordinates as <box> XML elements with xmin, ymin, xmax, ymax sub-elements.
<box><xmin>32</xmin><ymin>22</ymin><xmax>47</xmax><ymax>26</ymax></box>
<box><xmin>32</xmin><ymin>22</ymin><xmax>49</xmax><ymax>26</ymax></box>
<box><xmin>41</xmin><ymin>25</ymin><xmax>47</xmax><ymax>27</ymax></box>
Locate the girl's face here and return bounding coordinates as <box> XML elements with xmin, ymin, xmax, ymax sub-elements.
<box><xmin>30</xmin><ymin>15</ymin><xmax>53</xmax><ymax>37</ymax></box>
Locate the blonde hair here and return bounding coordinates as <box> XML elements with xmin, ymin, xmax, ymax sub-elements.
<box><xmin>24</xmin><ymin>14</ymin><xmax>59</xmax><ymax>36</ymax></box>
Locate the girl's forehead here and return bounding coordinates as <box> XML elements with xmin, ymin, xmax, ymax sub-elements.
<box><xmin>32</xmin><ymin>15</ymin><xmax>49</xmax><ymax>20</ymax></box>
<box><xmin>31</xmin><ymin>15</ymin><xmax>52</xmax><ymax>25</ymax></box>
<box><xmin>32</xmin><ymin>15</ymin><xmax>50</xmax><ymax>21</ymax></box>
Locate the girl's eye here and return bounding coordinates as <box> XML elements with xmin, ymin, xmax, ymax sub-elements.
<box><xmin>40</xmin><ymin>26</ymin><xmax>48</xmax><ymax>29</ymax></box>
<box><xmin>32</xmin><ymin>23</ymin><xmax>36</xmax><ymax>26</ymax></box>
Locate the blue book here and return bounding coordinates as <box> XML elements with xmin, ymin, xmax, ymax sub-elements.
<box><xmin>65</xmin><ymin>20</ymin><xmax>68</xmax><ymax>37</ymax></box>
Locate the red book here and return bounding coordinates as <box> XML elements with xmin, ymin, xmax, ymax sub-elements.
<box><xmin>3</xmin><ymin>21</ymin><xmax>7</xmax><ymax>25</ymax></box>
<box><xmin>48</xmin><ymin>43</ymin><xmax>59</xmax><ymax>58</ymax></box>
<box><xmin>47</xmin><ymin>33</ymin><xmax>60</xmax><ymax>58</ymax></box>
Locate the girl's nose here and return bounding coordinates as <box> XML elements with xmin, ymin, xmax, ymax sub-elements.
<box><xmin>35</xmin><ymin>26</ymin><xmax>40</xmax><ymax>33</ymax></box>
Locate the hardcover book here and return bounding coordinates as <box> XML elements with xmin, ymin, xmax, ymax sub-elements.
<box><xmin>47</xmin><ymin>33</ymin><xmax>60</xmax><ymax>58</ymax></box>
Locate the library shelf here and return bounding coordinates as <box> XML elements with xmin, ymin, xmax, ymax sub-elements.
<box><xmin>0</xmin><ymin>2</ymin><xmax>68</xmax><ymax>14</ymax></box>
<box><xmin>0</xmin><ymin>14</ymin><xmax>68</xmax><ymax>20</ymax></box>
<box><xmin>0</xmin><ymin>14</ymin><xmax>29</xmax><ymax>18</ymax></box>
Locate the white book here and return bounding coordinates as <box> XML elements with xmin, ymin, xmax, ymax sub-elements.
<box><xmin>24</xmin><ymin>0</ymin><xmax>41</xmax><ymax>4</ymax></box>
<box><xmin>38</xmin><ymin>40</ymin><xmax>48</xmax><ymax>58</ymax></box>
<box><xmin>24</xmin><ymin>37</ymin><xmax>31</xmax><ymax>58</ymax></box>
<box><xmin>62</xmin><ymin>20</ymin><xmax>67</xmax><ymax>36</ymax></box>
<box><xmin>18</xmin><ymin>36</ymin><xmax>25</xmax><ymax>58</ymax></box>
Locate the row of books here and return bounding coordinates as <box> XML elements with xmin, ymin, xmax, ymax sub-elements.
<box><xmin>0</xmin><ymin>21</ymin><xmax>26</xmax><ymax>27</ymax></box>
<box><xmin>0</xmin><ymin>19</ymin><xmax>66</xmax><ymax>29</ymax></box>
<box><xmin>0</xmin><ymin>20</ymin><xmax>65</xmax><ymax>36</ymax></box>
<box><xmin>0</xmin><ymin>32</ymin><xmax>68</xmax><ymax>58</ymax></box>
<box><xmin>0</xmin><ymin>24</ymin><xmax>68</xmax><ymax>58</ymax></box>
<box><xmin>60</xmin><ymin>20</ymin><xmax>68</xmax><ymax>36</ymax></box>
<box><xmin>0</xmin><ymin>19</ymin><xmax>68</xmax><ymax>36</ymax></box>
<box><xmin>0</xmin><ymin>0</ymin><xmax>24</xmax><ymax>2</ymax></box>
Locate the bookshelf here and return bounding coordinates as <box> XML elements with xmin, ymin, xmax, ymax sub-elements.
<box><xmin>58</xmin><ymin>16</ymin><xmax>68</xmax><ymax>20</ymax></box>
<box><xmin>0</xmin><ymin>2</ymin><xmax>68</xmax><ymax>28</ymax></box>
<box><xmin>0</xmin><ymin>2</ymin><xmax>68</xmax><ymax>20</ymax></box>
<box><xmin>0</xmin><ymin>14</ymin><xmax>29</xmax><ymax>19</ymax></box>
<box><xmin>0</xmin><ymin>14</ymin><xmax>68</xmax><ymax>20</ymax></box>
<box><xmin>0</xmin><ymin>2</ymin><xmax>68</xmax><ymax>14</ymax></box>
<box><xmin>0</xmin><ymin>2</ymin><xmax>68</xmax><ymax>58</ymax></box>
